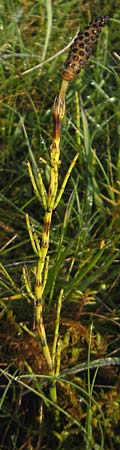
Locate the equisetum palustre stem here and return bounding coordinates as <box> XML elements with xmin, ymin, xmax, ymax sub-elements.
<box><xmin>27</xmin><ymin>16</ymin><xmax>109</xmax><ymax>374</ymax></box>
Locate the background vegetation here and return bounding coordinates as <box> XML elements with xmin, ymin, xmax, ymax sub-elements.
<box><xmin>0</xmin><ymin>1</ymin><xmax>120</xmax><ymax>449</ymax></box>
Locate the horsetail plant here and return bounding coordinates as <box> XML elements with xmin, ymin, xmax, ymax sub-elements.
<box><xmin>25</xmin><ymin>16</ymin><xmax>109</xmax><ymax>402</ymax></box>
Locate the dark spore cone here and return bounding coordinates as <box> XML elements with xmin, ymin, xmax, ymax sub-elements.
<box><xmin>62</xmin><ymin>16</ymin><xmax>109</xmax><ymax>82</ymax></box>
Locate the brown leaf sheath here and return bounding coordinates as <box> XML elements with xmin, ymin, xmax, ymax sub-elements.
<box><xmin>62</xmin><ymin>16</ymin><xmax>109</xmax><ymax>82</ymax></box>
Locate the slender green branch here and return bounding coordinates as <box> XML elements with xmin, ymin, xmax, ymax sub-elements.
<box><xmin>26</xmin><ymin>213</ymin><xmax>39</xmax><ymax>256</ymax></box>
<box><xmin>52</xmin><ymin>288</ymin><xmax>63</xmax><ymax>369</ymax></box>
<box><xmin>54</xmin><ymin>152</ymin><xmax>79</xmax><ymax>209</ymax></box>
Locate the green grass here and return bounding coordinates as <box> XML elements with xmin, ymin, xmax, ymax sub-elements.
<box><xmin>0</xmin><ymin>1</ymin><xmax>120</xmax><ymax>449</ymax></box>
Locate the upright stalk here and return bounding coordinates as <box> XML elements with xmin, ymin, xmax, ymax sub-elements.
<box><xmin>26</xmin><ymin>15</ymin><xmax>109</xmax><ymax>391</ymax></box>
<box><xmin>35</xmin><ymin>94</ymin><xmax>66</xmax><ymax>374</ymax></box>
